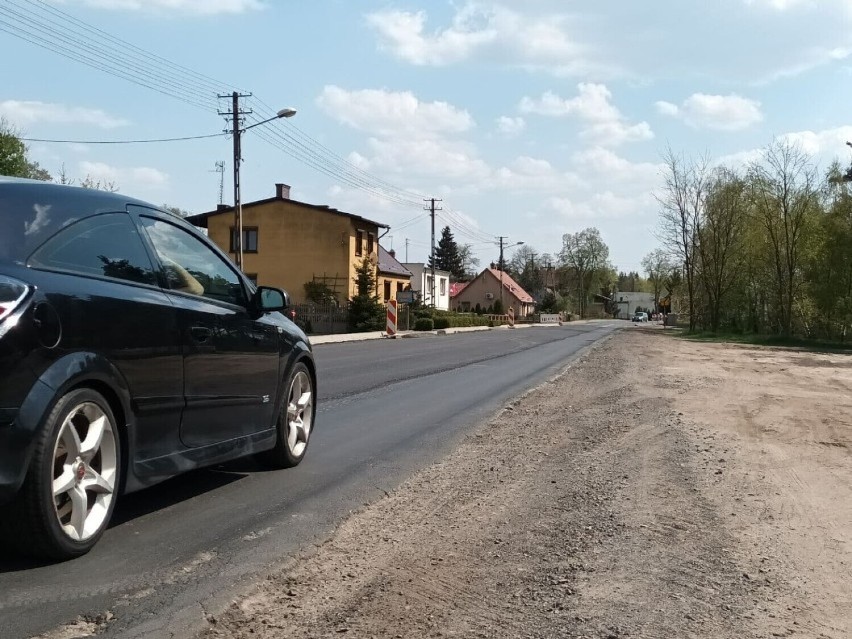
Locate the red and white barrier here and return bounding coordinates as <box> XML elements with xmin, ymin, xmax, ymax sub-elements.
<box><xmin>386</xmin><ymin>299</ymin><xmax>398</xmax><ymax>336</ymax></box>
<box><xmin>507</xmin><ymin>307</ymin><xmax>515</xmax><ymax>328</ymax></box>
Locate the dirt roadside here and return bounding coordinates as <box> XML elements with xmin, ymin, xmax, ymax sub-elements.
<box><xmin>197</xmin><ymin>328</ymin><xmax>851</xmax><ymax>639</ymax></box>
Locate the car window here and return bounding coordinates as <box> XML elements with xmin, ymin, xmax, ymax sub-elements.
<box><xmin>139</xmin><ymin>217</ymin><xmax>247</xmax><ymax>307</ymax></box>
<box><xmin>28</xmin><ymin>213</ymin><xmax>157</xmax><ymax>285</ymax></box>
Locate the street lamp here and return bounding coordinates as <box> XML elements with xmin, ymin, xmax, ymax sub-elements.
<box><xmin>231</xmin><ymin>103</ymin><xmax>297</xmax><ymax>270</ymax></box>
<box><xmin>497</xmin><ymin>237</ymin><xmax>524</xmax><ymax>309</ymax></box>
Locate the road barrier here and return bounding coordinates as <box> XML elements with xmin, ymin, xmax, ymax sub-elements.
<box><xmin>507</xmin><ymin>307</ymin><xmax>515</xmax><ymax>328</ymax></box>
<box><xmin>386</xmin><ymin>299</ymin><xmax>398</xmax><ymax>336</ymax></box>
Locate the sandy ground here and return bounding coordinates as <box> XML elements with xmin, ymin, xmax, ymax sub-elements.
<box><xmin>196</xmin><ymin>328</ymin><xmax>852</xmax><ymax>639</ymax></box>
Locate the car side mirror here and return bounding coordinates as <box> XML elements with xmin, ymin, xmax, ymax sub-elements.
<box><xmin>255</xmin><ymin>286</ymin><xmax>289</xmax><ymax>312</ymax></box>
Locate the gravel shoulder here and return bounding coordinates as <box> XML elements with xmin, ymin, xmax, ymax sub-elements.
<box><xmin>197</xmin><ymin>328</ymin><xmax>851</xmax><ymax>639</ymax></box>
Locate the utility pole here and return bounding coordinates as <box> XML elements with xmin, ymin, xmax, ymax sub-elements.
<box><xmin>218</xmin><ymin>91</ymin><xmax>252</xmax><ymax>270</ymax></box>
<box><xmin>425</xmin><ymin>198</ymin><xmax>442</xmax><ymax>307</ymax></box>
<box><xmin>498</xmin><ymin>236</ymin><xmax>507</xmax><ymax>310</ymax></box>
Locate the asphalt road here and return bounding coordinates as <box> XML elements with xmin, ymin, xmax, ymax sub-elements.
<box><xmin>0</xmin><ymin>321</ymin><xmax>620</xmax><ymax>639</ymax></box>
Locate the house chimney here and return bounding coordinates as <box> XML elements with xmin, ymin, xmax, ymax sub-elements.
<box><xmin>217</xmin><ymin>204</ymin><xmax>228</xmax><ymax>211</ymax></box>
<box><xmin>389</xmin><ymin>249</ymin><xmax>396</xmax><ymax>258</ymax></box>
<box><xmin>275</xmin><ymin>183</ymin><xmax>291</xmax><ymax>199</ymax></box>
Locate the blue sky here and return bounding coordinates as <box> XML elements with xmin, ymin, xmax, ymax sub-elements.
<box><xmin>3</xmin><ymin>0</ymin><xmax>852</xmax><ymax>274</ymax></box>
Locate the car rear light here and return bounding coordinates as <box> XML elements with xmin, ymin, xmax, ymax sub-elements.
<box><xmin>0</xmin><ymin>275</ymin><xmax>30</xmax><ymax>322</ymax></box>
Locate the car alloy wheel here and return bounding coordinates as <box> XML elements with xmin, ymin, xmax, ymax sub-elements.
<box><xmin>52</xmin><ymin>401</ymin><xmax>118</xmax><ymax>542</ymax></box>
<box><xmin>286</xmin><ymin>369</ymin><xmax>313</xmax><ymax>460</ymax></box>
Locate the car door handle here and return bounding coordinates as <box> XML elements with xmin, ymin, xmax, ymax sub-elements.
<box><xmin>190</xmin><ymin>326</ymin><xmax>212</xmax><ymax>343</ymax></box>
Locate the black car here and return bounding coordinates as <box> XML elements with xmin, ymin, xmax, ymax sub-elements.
<box><xmin>0</xmin><ymin>177</ymin><xmax>316</xmax><ymax>560</ymax></box>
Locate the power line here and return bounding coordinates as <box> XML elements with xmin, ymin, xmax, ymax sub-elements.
<box><xmin>0</xmin><ymin>0</ymin><xmax>498</xmax><ymax>236</ymax></box>
<box><xmin>20</xmin><ymin>132</ymin><xmax>224</xmax><ymax>144</ymax></box>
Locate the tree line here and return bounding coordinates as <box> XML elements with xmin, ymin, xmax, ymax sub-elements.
<box><xmin>655</xmin><ymin>139</ymin><xmax>852</xmax><ymax>340</ymax></box>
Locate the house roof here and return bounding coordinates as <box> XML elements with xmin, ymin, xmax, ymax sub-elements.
<box><xmin>485</xmin><ymin>268</ymin><xmax>534</xmax><ymax>303</ymax></box>
<box><xmin>186</xmin><ymin>195</ymin><xmax>389</xmax><ymax>230</ymax></box>
<box><xmin>377</xmin><ymin>245</ymin><xmax>412</xmax><ymax>277</ymax></box>
<box><xmin>449</xmin><ymin>282</ymin><xmax>468</xmax><ymax>298</ymax></box>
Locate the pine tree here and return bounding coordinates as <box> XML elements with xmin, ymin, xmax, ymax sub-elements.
<box><xmin>348</xmin><ymin>256</ymin><xmax>385</xmax><ymax>332</ymax></box>
<box><xmin>428</xmin><ymin>226</ymin><xmax>466</xmax><ymax>280</ymax></box>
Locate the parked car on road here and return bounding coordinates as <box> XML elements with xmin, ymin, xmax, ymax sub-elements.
<box><xmin>631</xmin><ymin>312</ymin><xmax>648</xmax><ymax>322</ymax></box>
<box><xmin>0</xmin><ymin>178</ymin><xmax>316</xmax><ymax>560</ymax></box>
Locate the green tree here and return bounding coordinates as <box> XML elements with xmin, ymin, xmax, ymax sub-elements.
<box><xmin>696</xmin><ymin>168</ymin><xmax>748</xmax><ymax>332</ymax></box>
<box><xmin>641</xmin><ymin>250</ymin><xmax>674</xmax><ymax>313</ymax></box>
<box><xmin>348</xmin><ymin>256</ymin><xmax>385</xmax><ymax>332</ymax></box>
<box><xmin>0</xmin><ymin>118</ymin><xmax>51</xmax><ymax>180</ymax></box>
<box><xmin>657</xmin><ymin>147</ymin><xmax>710</xmax><ymax>332</ymax></box>
<box><xmin>428</xmin><ymin>226</ymin><xmax>465</xmax><ymax>280</ymax></box>
<box><xmin>162</xmin><ymin>204</ymin><xmax>192</xmax><ymax>218</ymax></box>
<box><xmin>748</xmin><ymin>140</ymin><xmax>819</xmax><ymax>336</ymax></box>
<box><xmin>559</xmin><ymin>227</ymin><xmax>611</xmax><ymax>319</ymax></box>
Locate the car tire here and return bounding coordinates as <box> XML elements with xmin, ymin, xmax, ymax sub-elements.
<box><xmin>260</xmin><ymin>362</ymin><xmax>314</xmax><ymax>469</ymax></box>
<box><xmin>3</xmin><ymin>388</ymin><xmax>121</xmax><ymax>560</ymax></box>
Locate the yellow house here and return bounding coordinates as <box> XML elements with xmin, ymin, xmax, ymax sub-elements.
<box><xmin>187</xmin><ymin>183</ymin><xmax>389</xmax><ymax>304</ymax></box>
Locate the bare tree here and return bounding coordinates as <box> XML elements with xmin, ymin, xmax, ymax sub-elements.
<box><xmin>656</xmin><ymin>147</ymin><xmax>710</xmax><ymax>332</ymax></box>
<box><xmin>697</xmin><ymin>167</ymin><xmax>748</xmax><ymax>332</ymax></box>
<box><xmin>641</xmin><ymin>248</ymin><xmax>674</xmax><ymax>312</ymax></box>
<box><xmin>559</xmin><ymin>227</ymin><xmax>610</xmax><ymax>318</ymax></box>
<box><xmin>748</xmin><ymin>140</ymin><xmax>819</xmax><ymax>336</ymax></box>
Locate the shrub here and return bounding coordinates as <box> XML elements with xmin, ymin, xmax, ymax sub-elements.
<box><xmin>414</xmin><ymin>317</ymin><xmax>434</xmax><ymax>331</ymax></box>
<box><xmin>433</xmin><ymin>317</ymin><xmax>450</xmax><ymax>330</ymax></box>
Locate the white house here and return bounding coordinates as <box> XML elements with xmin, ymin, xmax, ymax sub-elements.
<box><xmin>402</xmin><ymin>263</ymin><xmax>451</xmax><ymax>310</ymax></box>
<box><xmin>615</xmin><ymin>291</ymin><xmax>656</xmax><ymax>319</ymax></box>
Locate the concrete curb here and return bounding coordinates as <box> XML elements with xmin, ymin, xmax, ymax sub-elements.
<box><xmin>308</xmin><ymin>321</ymin><xmax>585</xmax><ymax>346</ymax></box>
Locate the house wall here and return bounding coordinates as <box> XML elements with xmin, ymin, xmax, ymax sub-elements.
<box><xmin>377</xmin><ymin>273</ymin><xmax>410</xmax><ymax>304</ymax></box>
<box><xmin>453</xmin><ymin>272</ymin><xmax>534</xmax><ymax>317</ymax></box>
<box><xmin>402</xmin><ymin>263</ymin><xmax>450</xmax><ymax>310</ymax></box>
<box><xmin>204</xmin><ymin>200</ymin><xmax>381</xmax><ymax>304</ymax></box>
<box><xmin>614</xmin><ymin>291</ymin><xmax>656</xmax><ymax>319</ymax></box>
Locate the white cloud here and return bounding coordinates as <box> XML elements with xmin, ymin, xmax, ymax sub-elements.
<box><xmin>361</xmin><ymin>137</ymin><xmax>491</xmax><ymax>182</ymax></box>
<box><xmin>496</xmin><ymin>116</ymin><xmax>526</xmax><ymax>136</ymax></box>
<box><xmin>520</xmin><ymin>85</ymin><xmax>621</xmax><ymax>122</ymax></box>
<box><xmin>365</xmin><ymin>1</ymin><xmax>852</xmax><ymax>85</ymax></box>
<box><xmin>0</xmin><ymin>100</ymin><xmax>130</xmax><ymax>129</ymax></box>
<box><xmin>570</xmin><ymin>147</ymin><xmax>663</xmax><ymax>194</ymax></box>
<box><xmin>78</xmin><ymin>161</ymin><xmax>169</xmax><ymax>189</ymax></box>
<box><xmin>365</xmin><ymin>7</ymin><xmax>497</xmax><ymax>66</ymax></box>
<box><xmin>656</xmin><ymin>93</ymin><xmax>763</xmax><ymax>131</ymax></box>
<box><xmin>520</xmin><ymin>84</ymin><xmax>653</xmax><ymax>147</ymax></box>
<box><xmin>365</xmin><ymin>4</ymin><xmax>601</xmax><ymax>75</ymax></box>
<box><xmin>713</xmin><ymin>126</ymin><xmax>852</xmax><ymax>170</ymax></box>
<box><xmin>491</xmin><ymin>156</ymin><xmax>582</xmax><ymax>192</ymax></box>
<box><xmin>744</xmin><ymin>0</ymin><xmax>813</xmax><ymax>11</ymax></box>
<box><xmin>548</xmin><ymin>191</ymin><xmax>654</xmax><ymax>221</ymax></box>
<box><xmin>66</xmin><ymin>0</ymin><xmax>263</xmax><ymax>14</ymax></box>
<box><xmin>316</xmin><ymin>86</ymin><xmax>474</xmax><ymax>138</ymax></box>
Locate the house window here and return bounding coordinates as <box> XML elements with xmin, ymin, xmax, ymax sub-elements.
<box><xmin>367</xmin><ymin>233</ymin><xmax>375</xmax><ymax>255</ymax></box>
<box><xmin>384</xmin><ymin>280</ymin><xmax>391</xmax><ymax>301</ymax></box>
<box><xmin>397</xmin><ymin>282</ymin><xmax>404</xmax><ymax>292</ymax></box>
<box><xmin>355</xmin><ymin>230</ymin><xmax>364</xmax><ymax>256</ymax></box>
<box><xmin>440</xmin><ymin>278</ymin><xmax>447</xmax><ymax>296</ymax></box>
<box><xmin>230</xmin><ymin>227</ymin><xmax>258</xmax><ymax>253</ymax></box>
